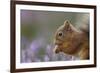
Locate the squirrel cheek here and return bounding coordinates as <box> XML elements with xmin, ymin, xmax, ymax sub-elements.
<box><xmin>62</xmin><ymin>42</ymin><xmax>69</xmax><ymax>48</ymax></box>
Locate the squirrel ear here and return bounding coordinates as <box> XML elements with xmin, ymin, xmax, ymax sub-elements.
<box><xmin>64</xmin><ymin>20</ymin><xmax>71</xmax><ymax>30</ymax></box>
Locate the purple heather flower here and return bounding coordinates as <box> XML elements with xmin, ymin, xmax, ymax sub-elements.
<box><xmin>44</xmin><ymin>55</ymin><xmax>50</xmax><ymax>61</ymax></box>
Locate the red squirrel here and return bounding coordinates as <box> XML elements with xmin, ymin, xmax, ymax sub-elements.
<box><xmin>53</xmin><ymin>20</ymin><xmax>89</xmax><ymax>60</ymax></box>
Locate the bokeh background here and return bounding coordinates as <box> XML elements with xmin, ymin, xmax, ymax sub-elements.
<box><xmin>21</xmin><ymin>10</ymin><xmax>89</xmax><ymax>63</ymax></box>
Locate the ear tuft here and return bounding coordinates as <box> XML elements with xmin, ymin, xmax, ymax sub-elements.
<box><xmin>64</xmin><ymin>20</ymin><xmax>71</xmax><ymax>29</ymax></box>
<box><xmin>64</xmin><ymin>20</ymin><xmax>70</xmax><ymax>25</ymax></box>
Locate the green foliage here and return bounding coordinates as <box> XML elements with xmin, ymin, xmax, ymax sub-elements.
<box><xmin>21</xmin><ymin>24</ymin><xmax>37</xmax><ymax>39</ymax></box>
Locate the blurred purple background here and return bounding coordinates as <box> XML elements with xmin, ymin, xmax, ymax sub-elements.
<box><xmin>21</xmin><ymin>10</ymin><xmax>89</xmax><ymax>63</ymax></box>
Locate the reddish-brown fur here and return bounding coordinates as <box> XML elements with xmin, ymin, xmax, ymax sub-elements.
<box><xmin>53</xmin><ymin>20</ymin><xmax>89</xmax><ymax>60</ymax></box>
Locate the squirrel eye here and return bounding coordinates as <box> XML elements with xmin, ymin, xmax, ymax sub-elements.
<box><xmin>58</xmin><ymin>32</ymin><xmax>63</xmax><ymax>37</ymax></box>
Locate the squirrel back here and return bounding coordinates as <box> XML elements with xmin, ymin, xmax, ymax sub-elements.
<box><xmin>53</xmin><ymin>20</ymin><xmax>89</xmax><ymax>60</ymax></box>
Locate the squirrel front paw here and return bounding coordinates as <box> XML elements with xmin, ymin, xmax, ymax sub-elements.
<box><xmin>53</xmin><ymin>45</ymin><xmax>61</xmax><ymax>53</ymax></box>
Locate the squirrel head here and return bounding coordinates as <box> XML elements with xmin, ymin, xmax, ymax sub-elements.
<box><xmin>53</xmin><ymin>20</ymin><xmax>79</xmax><ymax>55</ymax></box>
<box><xmin>54</xmin><ymin>20</ymin><xmax>73</xmax><ymax>45</ymax></box>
